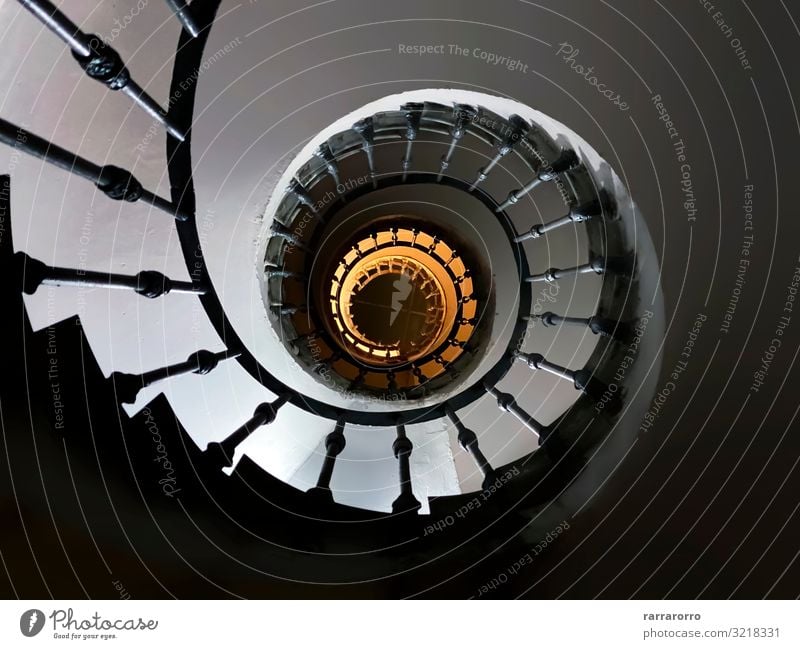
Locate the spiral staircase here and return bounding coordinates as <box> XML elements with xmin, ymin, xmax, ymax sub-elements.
<box><xmin>0</xmin><ymin>0</ymin><xmax>665</xmax><ymax>596</ymax></box>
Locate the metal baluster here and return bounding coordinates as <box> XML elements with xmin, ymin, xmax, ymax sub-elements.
<box><xmin>526</xmin><ymin>311</ymin><xmax>628</xmax><ymax>340</ymax></box>
<box><xmin>286</xmin><ymin>178</ymin><xmax>325</xmax><ymax>223</ymax></box>
<box><xmin>353</xmin><ymin>117</ymin><xmax>377</xmax><ymax>189</ymax></box>
<box><xmin>289</xmin><ymin>330</ymin><xmax>319</xmax><ymax>347</ymax></box>
<box><xmin>313</xmin><ymin>351</ymin><xmax>340</xmax><ymax>375</ymax></box>
<box><xmin>469</xmin><ymin>114</ymin><xmax>528</xmax><ymax>192</ymax></box>
<box><xmin>525</xmin><ymin>259</ymin><xmax>604</xmax><ymax>284</ymax></box>
<box><xmin>400</xmin><ymin>102</ymin><xmax>423</xmax><ymax>182</ymax></box>
<box><xmin>17</xmin><ymin>0</ymin><xmax>88</xmax><ymax>53</ymax></box>
<box><xmin>391</xmin><ymin>424</ymin><xmax>421</xmax><ymax>514</ymax></box>
<box><xmin>315</xmin><ymin>142</ymin><xmax>343</xmax><ymax>197</ymax></box>
<box><xmin>270</xmin><ymin>303</ymin><xmax>307</xmax><ymax>317</ymax></box>
<box><xmin>515</xmin><ymin>352</ymin><xmax>610</xmax><ymax>402</ymax></box>
<box><xmin>270</xmin><ymin>221</ymin><xmax>311</xmax><ymax>252</ymax></box>
<box><xmin>484</xmin><ymin>383</ymin><xmax>547</xmax><ymax>440</ymax></box>
<box><xmin>445</xmin><ymin>405</ymin><xmax>497</xmax><ymax>490</ymax></box>
<box><xmin>164</xmin><ymin>0</ymin><xmax>200</xmax><ymax>38</ymax></box>
<box><xmin>0</xmin><ymin>118</ymin><xmax>188</xmax><ymax>219</ymax></box>
<box><xmin>16</xmin><ymin>252</ymin><xmax>204</xmax><ymax>297</ymax></box>
<box><xmin>204</xmin><ymin>395</ymin><xmax>289</xmax><ymax>469</ymax></box>
<box><xmin>307</xmin><ymin>417</ymin><xmax>346</xmax><ymax>502</ymax></box>
<box><xmin>496</xmin><ymin>148</ymin><xmax>580</xmax><ymax>212</ymax></box>
<box><xmin>111</xmin><ymin>349</ymin><xmax>239</xmax><ymax>404</ymax></box>
<box><xmin>17</xmin><ymin>0</ymin><xmax>185</xmax><ymax>140</ymax></box>
<box><xmin>347</xmin><ymin>369</ymin><xmax>368</xmax><ymax>393</ymax></box>
<box><xmin>264</xmin><ymin>264</ymin><xmax>305</xmax><ymax>281</ymax></box>
<box><xmin>514</xmin><ymin>192</ymin><xmax>612</xmax><ymax>242</ymax></box>
<box><xmin>438</xmin><ymin>104</ymin><xmax>476</xmax><ymax>182</ymax></box>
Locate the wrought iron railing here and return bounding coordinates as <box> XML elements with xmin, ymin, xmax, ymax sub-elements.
<box><xmin>2</xmin><ymin>0</ymin><xmax>640</xmax><ymax>516</ymax></box>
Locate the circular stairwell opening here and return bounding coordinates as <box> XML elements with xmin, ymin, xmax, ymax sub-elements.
<box><xmin>322</xmin><ymin>225</ymin><xmax>473</xmax><ymax>373</ymax></box>
<box><xmin>268</xmin><ymin>189</ymin><xmax>496</xmax><ymax>400</ymax></box>
<box><xmin>192</xmin><ymin>85</ymin><xmax>661</xmax><ymax>511</ymax></box>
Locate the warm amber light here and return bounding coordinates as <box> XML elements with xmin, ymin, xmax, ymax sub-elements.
<box><xmin>326</xmin><ymin>227</ymin><xmax>474</xmax><ymax>370</ymax></box>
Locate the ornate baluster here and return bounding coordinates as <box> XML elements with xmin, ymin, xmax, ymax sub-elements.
<box><xmin>264</xmin><ymin>264</ymin><xmax>305</xmax><ymax>281</ymax></box>
<box><xmin>411</xmin><ymin>365</ymin><xmax>427</xmax><ymax>385</ymax></box>
<box><xmin>204</xmin><ymin>395</ymin><xmax>289</xmax><ymax>469</ymax></box>
<box><xmin>353</xmin><ymin>117</ymin><xmax>378</xmax><ymax>189</ymax></box>
<box><xmin>496</xmin><ymin>148</ymin><xmax>579</xmax><ymax>212</ymax></box>
<box><xmin>270</xmin><ymin>221</ymin><xmax>310</xmax><ymax>252</ymax></box>
<box><xmin>438</xmin><ymin>104</ymin><xmax>476</xmax><ymax>181</ymax></box>
<box><xmin>469</xmin><ymin>114</ymin><xmax>529</xmax><ymax>192</ymax></box>
<box><xmin>315</xmin><ymin>142</ymin><xmax>343</xmax><ymax>197</ymax></box>
<box><xmin>289</xmin><ymin>330</ymin><xmax>319</xmax><ymax>347</ymax></box>
<box><xmin>348</xmin><ymin>368</ymin><xmax>367</xmax><ymax>392</ymax></box>
<box><xmin>484</xmin><ymin>383</ymin><xmax>547</xmax><ymax>440</ymax></box>
<box><xmin>285</xmin><ymin>178</ymin><xmax>325</xmax><ymax>223</ymax></box>
<box><xmin>270</xmin><ymin>303</ymin><xmax>307</xmax><ymax>317</ymax></box>
<box><xmin>514</xmin><ymin>191</ymin><xmax>612</xmax><ymax>242</ymax></box>
<box><xmin>526</xmin><ymin>311</ymin><xmax>628</xmax><ymax>340</ymax></box>
<box><xmin>164</xmin><ymin>0</ymin><xmax>200</xmax><ymax>37</ymax></box>
<box><xmin>313</xmin><ymin>351</ymin><xmax>340</xmax><ymax>375</ymax></box>
<box><xmin>16</xmin><ymin>0</ymin><xmax>88</xmax><ymax>52</ymax></box>
<box><xmin>0</xmin><ymin>119</ymin><xmax>188</xmax><ymax>219</ymax></box>
<box><xmin>111</xmin><ymin>349</ymin><xmax>239</xmax><ymax>404</ymax></box>
<box><xmin>445</xmin><ymin>405</ymin><xmax>497</xmax><ymax>490</ymax></box>
<box><xmin>515</xmin><ymin>352</ymin><xmax>610</xmax><ymax>402</ymax></box>
<box><xmin>400</xmin><ymin>102</ymin><xmax>424</xmax><ymax>182</ymax></box>
<box><xmin>16</xmin><ymin>252</ymin><xmax>204</xmax><ymax>297</ymax></box>
<box><xmin>391</xmin><ymin>424</ymin><xmax>421</xmax><ymax>514</ymax></box>
<box><xmin>525</xmin><ymin>258</ymin><xmax>604</xmax><ymax>283</ymax></box>
<box><xmin>386</xmin><ymin>370</ymin><xmax>398</xmax><ymax>393</ymax></box>
<box><xmin>17</xmin><ymin>0</ymin><xmax>185</xmax><ymax>140</ymax></box>
<box><xmin>307</xmin><ymin>417</ymin><xmax>346</xmax><ymax>502</ymax></box>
